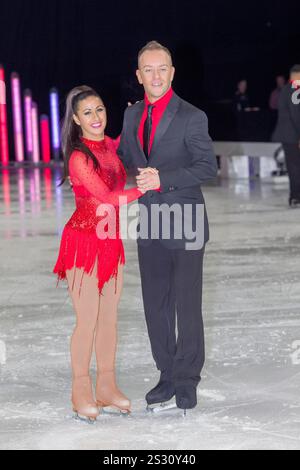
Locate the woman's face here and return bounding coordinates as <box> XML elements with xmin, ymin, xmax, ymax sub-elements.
<box><xmin>73</xmin><ymin>95</ymin><xmax>107</xmax><ymax>140</ymax></box>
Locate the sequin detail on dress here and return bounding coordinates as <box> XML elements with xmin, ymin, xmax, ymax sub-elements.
<box><xmin>53</xmin><ymin>136</ymin><xmax>142</xmax><ymax>294</ymax></box>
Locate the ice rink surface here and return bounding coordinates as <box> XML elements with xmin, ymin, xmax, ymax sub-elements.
<box><xmin>0</xmin><ymin>167</ymin><xmax>299</xmax><ymax>450</ymax></box>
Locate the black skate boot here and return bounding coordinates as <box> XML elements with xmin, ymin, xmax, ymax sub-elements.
<box><xmin>175</xmin><ymin>384</ymin><xmax>197</xmax><ymax>416</ymax></box>
<box><xmin>146</xmin><ymin>378</ymin><xmax>176</xmax><ymax>413</ymax></box>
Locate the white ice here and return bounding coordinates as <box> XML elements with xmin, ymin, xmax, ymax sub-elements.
<box><xmin>0</xmin><ymin>167</ymin><xmax>300</xmax><ymax>450</ymax></box>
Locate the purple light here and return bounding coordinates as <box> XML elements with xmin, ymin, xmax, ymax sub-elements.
<box><xmin>50</xmin><ymin>88</ymin><xmax>60</xmax><ymax>158</ymax></box>
<box><xmin>31</xmin><ymin>102</ymin><xmax>40</xmax><ymax>163</ymax></box>
<box><xmin>24</xmin><ymin>89</ymin><xmax>33</xmax><ymax>158</ymax></box>
<box><xmin>11</xmin><ymin>73</ymin><xmax>24</xmax><ymax>163</ymax></box>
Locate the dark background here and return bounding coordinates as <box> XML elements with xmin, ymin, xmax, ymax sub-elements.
<box><xmin>0</xmin><ymin>0</ymin><xmax>300</xmax><ymax>149</ymax></box>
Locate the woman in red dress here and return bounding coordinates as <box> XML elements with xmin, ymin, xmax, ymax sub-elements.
<box><xmin>53</xmin><ymin>86</ymin><xmax>152</xmax><ymax>422</ymax></box>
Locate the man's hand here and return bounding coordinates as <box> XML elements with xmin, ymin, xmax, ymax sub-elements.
<box><xmin>136</xmin><ymin>167</ymin><xmax>160</xmax><ymax>191</ymax></box>
<box><xmin>127</xmin><ymin>101</ymin><xmax>140</xmax><ymax>107</ymax></box>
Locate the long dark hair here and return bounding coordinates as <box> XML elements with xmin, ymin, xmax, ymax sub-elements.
<box><xmin>59</xmin><ymin>85</ymin><xmax>103</xmax><ymax>186</ymax></box>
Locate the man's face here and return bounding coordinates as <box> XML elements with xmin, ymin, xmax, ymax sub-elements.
<box><xmin>290</xmin><ymin>72</ymin><xmax>300</xmax><ymax>88</ymax></box>
<box><xmin>136</xmin><ymin>49</ymin><xmax>175</xmax><ymax>102</ymax></box>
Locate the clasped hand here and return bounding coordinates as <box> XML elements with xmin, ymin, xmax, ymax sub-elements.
<box><xmin>136</xmin><ymin>167</ymin><xmax>160</xmax><ymax>194</ymax></box>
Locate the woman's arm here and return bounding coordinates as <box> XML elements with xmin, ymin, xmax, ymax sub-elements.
<box><xmin>69</xmin><ymin>150</ymin><xmax>143</xmax><ymax>206</ymax></box>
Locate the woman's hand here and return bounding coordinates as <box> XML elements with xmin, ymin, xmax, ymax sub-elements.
<box><xmin>138</xmin><ymin>187</ymin><xmax>148</xmax><ymax>194</ymax></box>
<box><xmin>138</xmin><ymin>167</ymin><xmax>158</xmax><ymax>175</ymax></box>
<box><xmin>136</xmin><ymin>168</ymin><xmax>157</xmax><ymax>193</ymax></box>
<box><xmin>136</xmin><ymin>167</ymin><xmax>160</xmax><ymax>191</ymax></box>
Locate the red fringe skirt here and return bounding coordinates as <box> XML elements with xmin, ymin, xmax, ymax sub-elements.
<box><xmin>53</xmin><ymin>225</ymin><xmax>125</xmax><ymax>296</ymax></box>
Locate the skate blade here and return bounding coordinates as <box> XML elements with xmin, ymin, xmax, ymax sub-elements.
<box><xmin>73</xmin><ymin>411</ymin><xmax>97</xmax><ymax>424</ymax></box>
<box><xmin>146</xmin><ymin>402</ymin><xmax>178</xmax><ymax>414</ymax></box>
<box><xmin>99</xmin><ymin>405</ymin><xmax>131</xmax><ymax>417</ymax></box>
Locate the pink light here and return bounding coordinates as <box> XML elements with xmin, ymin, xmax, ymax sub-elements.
<box><xmin>17</xmin><ymin>168</ymin><xmax>26</xmax><ymax>217</ymax></box>
<box><xmin>33</xmin><ymin>168</ymin><xmax>41</xmax><ymax>204</ymax></box>
<box><xmin>2</xmin><ymin>169</ymin><xmax>11</xmax><ymax>215</ymax></box>
<box><xmin>30</xmin><ymin>168</ymin><xmax>41</xmax><ymax>217</ymax></box>
<box><xmin>24</xmin><ymin>89</ymin><xmax>33</xmax><ymax>158</ymax></box>
<box><xmin>0</xmin><ymin>65</ymin><xmax>9</xmax><ymax>166</ymax></box>
<box><xmin>43</xmin><ymin>167</ymin><xmax>52</xmax><ymax>208</ymax></box>
<box><xmin>40</xmin><ymin>115</ymin><xmax>51</xmax><ymax>163</ymax></box>
<box><xmin>11</xmin><ymin>73</ymin><xmax>24</xmax><ymax>162</ymax></box>
<box><xmin>31</xmin><ymin>102</ymin><xmax>40</xmax><ymax>163</ymax></box>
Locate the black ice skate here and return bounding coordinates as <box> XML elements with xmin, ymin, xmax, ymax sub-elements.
<box><xmin>289</xmin><ymin>198</ymin><xmax>300</xmax><ymax>208</ymax></box>
<box><xmin>146</xmin><ymin>380</ymin><xmax>176</xmax><ymax>413</ymax></box>
<box><xmin>175</xmin><ymin>384</ymin><xmax>197</xmax><ymax>416</ymax></box>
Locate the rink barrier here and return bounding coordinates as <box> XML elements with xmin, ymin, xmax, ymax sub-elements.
<box><xmin>213</xmin><ymin>141</ymin><xmax>283</xmax><ymax>180</ymax></box>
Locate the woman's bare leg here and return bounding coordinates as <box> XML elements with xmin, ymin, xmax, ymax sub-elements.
<box><xmin>66</xmin><ymin>263</ymin><xmax>100</xmax><ymax>378</ymax></box>
<box><xmin>94</xmin><ymin>265</ymin><xmax>131</xmax><ymax>412</ymax></box>
<box><xmin>95</xmin><ymin>265</ymin><xmax>123</xmax><ymax>373</ymax></box>
<box><xmin>65</xmin><ymin>264</ymin><xmax>100</xmax><ymax>420</ymax></box>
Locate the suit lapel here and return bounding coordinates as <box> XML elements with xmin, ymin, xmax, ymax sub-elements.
<box><xmin>132</xmin><ymin>93</ymin><xmax>181</xmax><ymax>166</ymax></box>
<box><xmin>133</xmin><ymin>101</ymin><xmax>147</xmax><ymax>164</ymax></box>
<box><xmin>148</xmin><ymin>93</ymin><xmax>180</xmax><ymax>164</ymax></box>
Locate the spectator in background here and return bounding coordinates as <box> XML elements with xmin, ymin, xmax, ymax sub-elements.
<box><xmin>233</xmin><ymin>79</ymin><xmax>260</xmax><ymax>113</ymax></box>
<box><xmin>272</xmin><ymin>65</ymin><xmax>300</xmax><ymax>208</ymax></box>
<box><xmin>233</xmin><ymin>79</ymin><xmax>250</xmax><ymax>112</ymax></box>
<box><xmin>269</xmin><ymin>75</ymin><xmax>286</xmax><ymax>111</ymax></box>
<box><xmin>233</xmin><ymin>79</ymin><xmax>260</xmax><ymax>140</ymax></box>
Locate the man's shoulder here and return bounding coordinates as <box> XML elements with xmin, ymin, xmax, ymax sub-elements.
<box><xmin>175</xmin><ymin>95</ymin><xmax>208</xmax><ymax>121</ymax></box>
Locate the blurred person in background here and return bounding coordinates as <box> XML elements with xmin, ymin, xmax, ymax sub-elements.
<box><xmin>272</xmin><ymin>65</ymin><xmax>300</xmax><ymax>208</ymax></box>
<box><xmin>269</xmin><ymin>75</ymin><xmax>286</xmax><ymax>111</ymax></box>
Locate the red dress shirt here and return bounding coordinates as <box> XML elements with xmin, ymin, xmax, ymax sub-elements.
<box><xmin>138</xmin><ymin>87</ymin><xmax>173</xmax><ymax>153</ymax></box>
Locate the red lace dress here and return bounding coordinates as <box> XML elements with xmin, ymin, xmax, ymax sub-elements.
<box><xmin>53</xmin><ymin>136</ymin><xmax>142</xmax><ymax>294</ymax></box>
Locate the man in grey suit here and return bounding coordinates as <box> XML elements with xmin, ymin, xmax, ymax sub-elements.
<box><xmin>117</xmin><ymin>41</ymin><xmax>217</xmax><ymax>411</ymax></box>
<box><xmin>272</xmin><ymin>64</ymin><xmax>300</xmax><ymax>208</ymax></box>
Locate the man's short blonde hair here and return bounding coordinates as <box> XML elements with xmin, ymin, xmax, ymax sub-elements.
<box><xmin>138</xmin><ymin>41</ymin><xmax>173</xmax><ymax>66</ymax></box>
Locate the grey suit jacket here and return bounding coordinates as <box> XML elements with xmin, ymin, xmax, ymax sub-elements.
<box><xmin>272</xmin><ymin>83</ymin><xmax>300</xmax><ymax>144</ymax></box>
<box><xmin>117</xmin><ymin>92</ymin><xmax>218</xmax><ymax>249</ymax></box>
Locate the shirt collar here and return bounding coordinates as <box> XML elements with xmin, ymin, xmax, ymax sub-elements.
<box><xmin>144</xmin><ymin>87</ymin><xmax>173</xmax><ymax>109</ymax></box>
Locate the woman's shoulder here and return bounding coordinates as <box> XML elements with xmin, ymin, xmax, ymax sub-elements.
<box><xmin>69</xmin><ymin>148</ymin><xmax>90</xmax><ymax>163</ymax></box>
<box><xmin>69</xmin><ymin>149</ymin><xmax>91</xmax><ymax>173</ymax></box>
<box><xmin>105</xmin><ymin>135</ymin><xmax>122</xmax><ymax>152</ymax></box>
